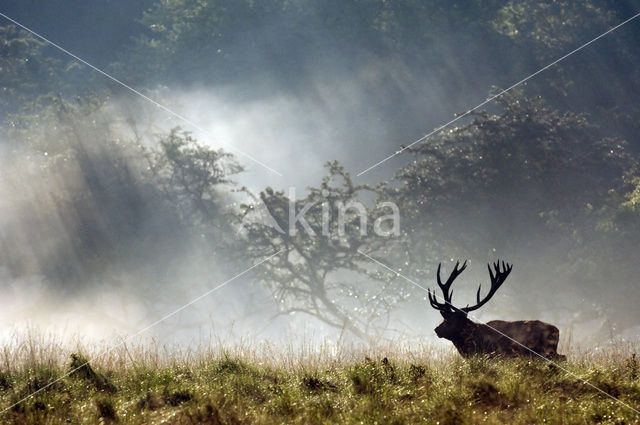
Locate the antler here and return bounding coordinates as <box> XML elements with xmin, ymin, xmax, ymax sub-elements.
<box><xmin>428</xmin><ymin>260</ymin><xmax>467</xmax><ymax>313</ymax></box>
<box><xmin>461</xmin><ymin>261</ymin><xmax>513</xmax><ymax>313</ymax></box>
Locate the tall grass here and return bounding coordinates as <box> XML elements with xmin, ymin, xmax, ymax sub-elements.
<box><xmin>0</xmin><ymin>331</ymin><xmax>638</xmax><ymax>424</ymax></box>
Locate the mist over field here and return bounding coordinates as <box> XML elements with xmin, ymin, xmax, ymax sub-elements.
<box><xmin>1</xmin><ymin>0</ymin><xmax>640</xmax><ymax>357</ymax></box>
<box><xmin>3</xmin><ymin>2</ymin><xmax>640</xmax><ymax>423</ymax></box>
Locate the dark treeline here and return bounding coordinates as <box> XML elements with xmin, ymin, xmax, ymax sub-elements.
<box><xmin>4</xmin><ymin>1</ymin><xmax>640</xmax><ymax>148</ymax></box>
<box><xmin>1</xmin><ymin>0</ymin><xmax>640</xmax><ymax>342</ymax></box>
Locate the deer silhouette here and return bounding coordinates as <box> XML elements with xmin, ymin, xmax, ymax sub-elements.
<box><xmin>428</xmin><ymin>260</ymin><xmax>565</xmax><ymax>360</ymax></box>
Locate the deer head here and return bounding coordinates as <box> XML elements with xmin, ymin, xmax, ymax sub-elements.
<box><xmin>428</xmin><ymin>260</ymin><xmax>513</xmax><ymax>342</ymax></box>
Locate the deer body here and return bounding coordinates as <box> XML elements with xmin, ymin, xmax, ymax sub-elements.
<box><xmin>429</xmin><ymin>261</ymin><xmax>565</xmax><ymax>359</ymax></box>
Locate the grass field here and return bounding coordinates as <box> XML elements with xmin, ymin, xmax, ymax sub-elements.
<box><xmin>0</xmin><ymin>336</ymin><xmax>639</xmax><ymax>424</ymax></box>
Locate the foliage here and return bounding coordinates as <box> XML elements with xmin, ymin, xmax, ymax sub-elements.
<box><xmin>391</xmin><ymin>93</ymin><xmax>639</xmax><ymax>334</ymax></box>
<box><xmin>0</xmin><ymin>25</ymin><xmax>64</xmax><ymax>119</ymax></box>
<box><xmin>0</xmin><ymin>24</ymin><xmax>102</xmax><ymax>127</ymax></box>
<box><xmin>111</xmin><ymin>0</ymin><xmax>640</xmax><ymax>152</ymax></box>
<box><xmin>622</xmin><ymin>178</ymin><xmax>640</xmax><ymax>212</ymax></box>
<box><xmin>396</xmin><ymin>93</ymin><xmax>633</xmax><ymax>256</ymax></box>
<box><xmin>146</xmin><ymin>128</ymin><xmax>244</xmax><ymax>254</ymax></box>
<box><xmin>116</xmin><ymin>0</ymin><xmax>507</xmax><ymax>90</ymax></box>
<box><xmin>490</xmin><ymin>0</ymin><xmax>640</xmax><ymax>147</ymax></box>
<box><xmin>491</xmin><ymin>1</ymin><xmax>615</xmax><ymax>57</ymax></box>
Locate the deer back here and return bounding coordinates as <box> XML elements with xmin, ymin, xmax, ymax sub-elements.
<box><xmin>485</xmin><ymin>320</ymin><xmax>561</xmax><ymax>358</ymax></box>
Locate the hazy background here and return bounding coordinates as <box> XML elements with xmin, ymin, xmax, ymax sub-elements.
<box><xmin>1</xmin><ymin>0</ymin><xmax>640</xmax><ymax>352</ymax></box>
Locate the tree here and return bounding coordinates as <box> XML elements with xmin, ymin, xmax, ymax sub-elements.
<box><xmin>0</xmin><ymin>25</ymin><xmax>99</xmax><ymax>127</ymax></box>
<box><xmin>236</xmin><ymin>162</ymin><xmax>405</xmax><ymax>340</ymax></box>
<box><xmin>146</xmin><ymin>128</ymin><xmax>244</xmax><ymax>256</ymax></box>
<box><xmin>0</xmin><ymin>25</ymin><xmax>64</xmax><ymax>120</ymax></box>
<box><xmin>490</xmin><ymin>0</ymin><xmax>640</xmax><ymax>151</ymax></box>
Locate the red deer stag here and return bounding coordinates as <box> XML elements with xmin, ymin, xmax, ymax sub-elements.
<box><xmin>428</xmin><ymin>260</ymin><xmax>565</xmax><ymax>359</ymax></box>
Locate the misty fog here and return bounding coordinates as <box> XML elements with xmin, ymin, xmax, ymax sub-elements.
<box><xmin>1</xmin><ymin>0</ymin><xmax>640</xmax><ymax>356</ymax></box>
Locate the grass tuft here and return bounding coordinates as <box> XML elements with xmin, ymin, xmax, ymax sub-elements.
<box><xmin>95</xmin><ymin>397</ymin><xmax>118</xmax><ymax>422</ymax></box>
<box><xmin>69</xmin><ymin>353</ymin><xmax>117</xmax><ymax>393</ymax></box>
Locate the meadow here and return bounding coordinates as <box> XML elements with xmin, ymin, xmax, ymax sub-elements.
<box><xmin>0</xmin><ymin>334</ymin><xmax>638</xmax><ymax>424</ymax></box>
